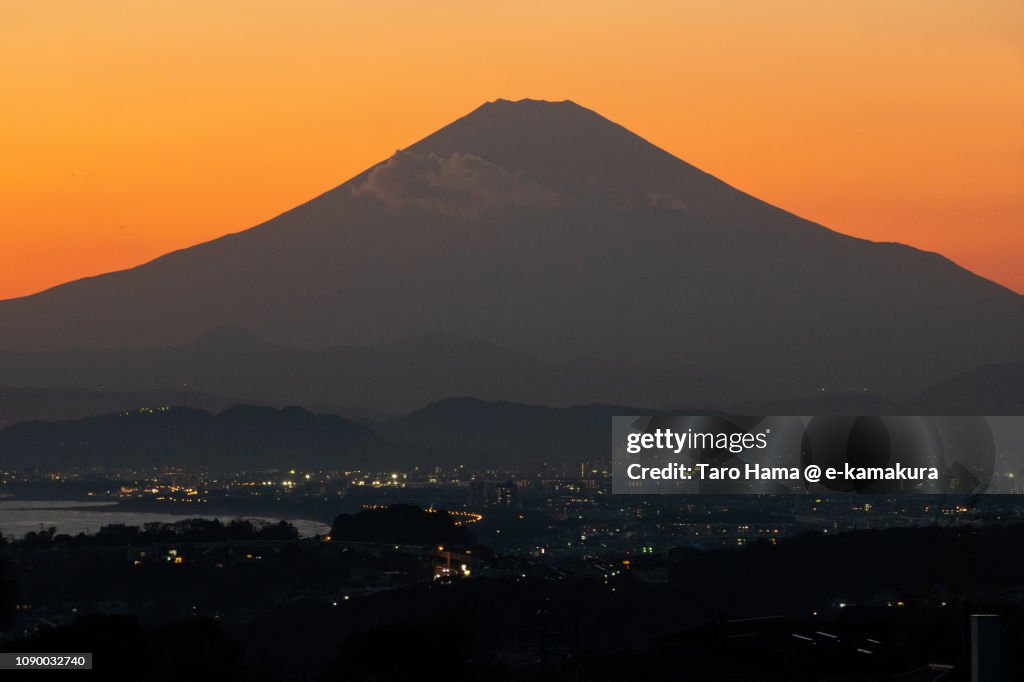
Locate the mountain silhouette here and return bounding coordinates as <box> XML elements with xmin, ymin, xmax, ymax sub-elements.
<box><xmin>0</xmin><ymin>329</ymin><xmax>733</xmax><ymax>412</ymax></box>
<box><xmin>0</xmin><ymin>384</ymin><xmax>238</xmax><ymax>427</ymax></box>
<box><xmin>913</xmin><ymin>364</ymin><xmax>1024</xmax><ymax>415</ymax></box>
<box><xmin>0</xmin><ymin>98</ymin><xmax>1020</xmax><ymax>403</ymax></box>
<box><xmin>0</xmin><ymin>405</ymin><xmax>387</xmax><ymax>471</ymax></box>
<box><xmin>381</xmin><ymin>397</ymin><xmax>652</xmax><ymax>462</ymax></box>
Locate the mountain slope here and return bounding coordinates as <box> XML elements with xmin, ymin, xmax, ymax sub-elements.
<box><xmin>0</xmin><ymin>99</ymin><xmax>1020</xmax><ymax>402</ymax></box>
<box><xmin>913</xmin><ymin>364</ymin><xmax>1024</xmax><ymax>415</ymax></box>
<box><xmin>0</xmin><ymin>328</ymin><xmax>733</xmax><ymax>412</ymax></box>
<box><xmin>0</xmin><ymin>385</ymin><xmax>237</xmax><ymax>428</ymax></box>
<box><xmin>381</xmin><ymin>397</ymin><xmax>654</xmax><ymax>462</ymax></box>
<box><xmin>0</xmin><ymin>405</ymin><xmax>388</xmax><ymax>471</ymax></box>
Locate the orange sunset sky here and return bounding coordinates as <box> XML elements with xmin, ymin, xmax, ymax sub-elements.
<box><xmin>2</xmin><ymin>1</ymin><xmax>1022</xmax><ymax>298</ymax></box>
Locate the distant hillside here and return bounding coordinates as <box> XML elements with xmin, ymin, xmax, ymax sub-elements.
<box><xmin>0</xmin><ymin>405</ymin><xmax>388</xmax><ymax>471</ymax></box>
<box><xmin>0</xmin><ymin>328</ymin><xmax>732</xmax><ymax>414</ymax></box>
<box><xmin>0</xmin><ymin>399</ymin><xmax>658</xmax><ymax>471</ymax></box>
<box><xmin>0</xmin><ymin>381</ymin><xmax>400</xmax><ymax>428</ymax></box>
<box><xmin>913</xmin><ymin>364</ymin><xmax>1024</xmax><ymax>415</ymax></box>
<box><xmin>1</xmin><ymin>386</ymin><xmax>1018</xmax><ymax>474</ymax></box>
<box><xmin>381</xmin><ymin>397</ymin><xmax>662</xmax><ymax>462</ymax></box>
<box><xmin>0</xmin><ymin>385</ymin><xmax>237</xmax><ymax>428</ymax></box>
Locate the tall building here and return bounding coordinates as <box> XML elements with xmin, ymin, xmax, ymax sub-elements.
<box><xmin>495</xmin><ymin>481</ymin><xmax>518</xmax><ymax>508</ymax></box>
<box><xmin>468</xmin><ymin>480</ymin><xmax>487</xmax><ymax>508</ymax></box>
<box><xmin>971</xmin><ymin>614</ymin><xmax>1000</xmax><ymax>682</ymax></box>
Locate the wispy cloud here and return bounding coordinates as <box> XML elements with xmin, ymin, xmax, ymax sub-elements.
<box><xmin>353</xmin><ymin>151</ymin><xmax>561</xmax><ymax>218</ymax></box>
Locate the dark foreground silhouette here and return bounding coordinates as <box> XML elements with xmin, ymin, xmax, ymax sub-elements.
<box><xmin>3</xmin><ymin>512</ymin><xmax>1024</xmax><ymax>680</ymax></box>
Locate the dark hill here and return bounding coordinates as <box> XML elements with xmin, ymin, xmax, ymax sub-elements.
<box><xmin>329</xmin><ymin>504</ymin><xmax>470</xmax><ymax>546</ymax></box>
<box><xmin>913</xmin><ymin>364</ymin><xmax>1024</xmax><ymax>415</ymax></box>
<box><xmin>0</xmin><ymin>384</ymin><xmax>237</xmax><ymax>427</ymax></box>
<box><xmin>0</xmin><ymin>405</ymin><xmax>387</xmax><ymax>471</ymax></box>
<box><xmin>0</xmin><ymin>329</ymin><xmax>731</xmax><ymax>413</ymax></box>
<box><xmin>381</xmin><ymin>397</ymin><xmax>659</xmax><ymax>462</ymax></box>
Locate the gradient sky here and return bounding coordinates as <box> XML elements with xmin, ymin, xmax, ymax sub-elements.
<box><xmin>2</xmin><ymin>1</ymin><xmax>1022</xmax><ymax>298</ymax></box>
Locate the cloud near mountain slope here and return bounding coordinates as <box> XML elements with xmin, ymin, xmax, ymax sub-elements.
<box><xmin>352</xmin><ymin>150</ymin><xmax>561</xmax><ymax>217</ymax></box>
